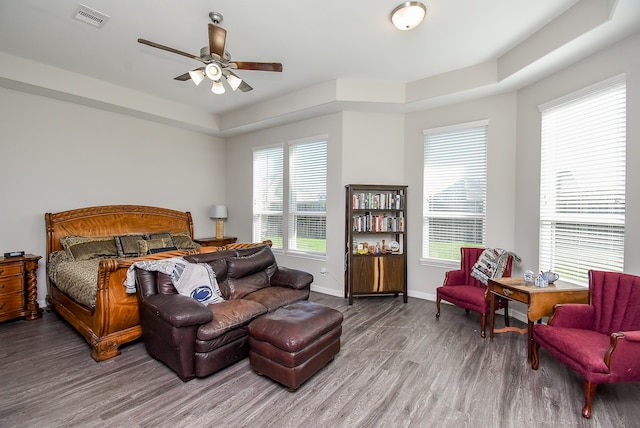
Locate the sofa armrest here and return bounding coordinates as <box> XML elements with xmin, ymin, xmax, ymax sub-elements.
<box><xmin>141</xmin><ymin>294</ymin><xmax>213</xmax><ymax>327</ymax></box>
<box><xmin>443</xmin><ymin>269</ymin><xmax>465</xmax><ymax>286</ymax></box>
<box><xmin>548</xmin><ymin>303</ymin><xmax>594</xmax><ymax>329</ymax></box>
<box><xmin>270</xmin><ymin>266</ymin><xmax>313</xmax><ymax>290</ymax></box>
<box><xmin>606</xmin><ymin>331</ymin><xmax>640</xmax><ymax>376</ymax></box>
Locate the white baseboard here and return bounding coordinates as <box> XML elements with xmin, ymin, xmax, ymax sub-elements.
<box><xmin>312</xmin><ymin>287</ymin><xmax>529</xmax><ymax>324</ymax></box>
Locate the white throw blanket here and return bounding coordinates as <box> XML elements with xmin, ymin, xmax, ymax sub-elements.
<box><xmin>124</xmin><ymin>257</ymin><xmax>224</xmax><ymax>305</ymax></box>
<box><xmin>470</xmin><ymin>248</ymin><xmax>521</xmax><ymax>285</ymax></box>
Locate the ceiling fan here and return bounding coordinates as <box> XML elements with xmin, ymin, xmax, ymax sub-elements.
<box><xmin>137</xmin><ymin>12</ymin><xmax>282</xmax><ymax>94</ymax></box>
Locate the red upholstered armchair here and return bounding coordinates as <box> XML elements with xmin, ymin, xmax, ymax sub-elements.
<box><xmin>435</xmin><ymin>247</ymin><xmax>513</xmax><ymax>338</ymax></box>
<box><xmin>532</xmin><ymin>270</ymin><xmax>640</xmax><ymax>419</ymax></box>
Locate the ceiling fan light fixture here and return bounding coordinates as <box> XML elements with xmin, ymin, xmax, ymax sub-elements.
<box><xmin>205</xmin><ymin>63</ymin><xmax>222</xmax><ymax>81</ymax></box>
<box><xmin>188</xmin><ymin>69</ymin><xmax>206</xmax><ymax>86</ymax></box>
<box><xmin>391</xmin><ymin>2</ymin><xmax>426</xmax><ymax>31</ymax></box>
<box><xmin>211</xmin><ymin>79</ymin><xmax>226</xmax><ymax>94</ymax></box>
<box><xmin>226</xmin><ymin>73</ymin><xmax>242</xmax><ymax>91</ymax></box>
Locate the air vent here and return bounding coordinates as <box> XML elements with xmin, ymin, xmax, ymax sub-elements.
<box><xmin>72</xmin><ymin>4</ymin><xmax>110</xmax><ymax>28</ymax></box>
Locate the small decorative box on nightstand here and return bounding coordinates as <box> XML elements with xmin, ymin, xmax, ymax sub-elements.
<box><xmin>0</xmin><ymin>254</ymin><xmax>42</xmax><ymax>323</ymax></box>
<box><xmin>194</xmin><ymin>237</ymin><xmax>238</xmax><ymax>247</ymax></box>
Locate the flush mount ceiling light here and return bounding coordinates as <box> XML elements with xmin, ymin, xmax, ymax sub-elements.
<box><xmin>391</xmin><ymin>2</ymin><xmax>427</xmax><ymax>31</ymax></box>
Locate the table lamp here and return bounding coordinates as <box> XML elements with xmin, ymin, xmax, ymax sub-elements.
<box><xmin>210</xmin><ymin>205</ymin><xmax>228</xmax><ymax>239</ymax></box>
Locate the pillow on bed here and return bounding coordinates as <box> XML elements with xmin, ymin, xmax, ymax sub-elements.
<box><xmin>137</xmin><ymin>237</ymin><xmax>178</xmax><ymax>256</ymax></box>
<box><xmin>169</xmin><ymin>231</ymin><xmax>201</xmax><ymax>250</ymax></box>
<box><xmin>114</xmin><ymin>234</ymin><xmax>147</xmax><ymax>258</ymax></box>
<box><xmin>60</xmin><ymin>235</ymin><xmax>118</xmax><ymax>261</ymax></box>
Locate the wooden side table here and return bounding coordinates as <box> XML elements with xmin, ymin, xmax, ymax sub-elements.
<box><xmin>488</xmin><ymin>277</ymin><xmax>589</xmax><ymax>363</ymax></box>
<box><xmin>194</xmin><ymin>236</ymin><xmax>238</xmax><ymax>247</ymax></box>
<box><xmin>0</xmin><ymin>254</ymin><xmax>42</xmax><ymax>323</ymax></box>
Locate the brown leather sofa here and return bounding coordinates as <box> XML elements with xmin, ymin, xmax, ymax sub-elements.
<box><xmin>134</xmin><ymin>245</ymin><xmax>313</xmax><ymax>381</ymax></box>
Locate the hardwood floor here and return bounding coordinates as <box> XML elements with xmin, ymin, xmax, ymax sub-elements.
<box><xmin>1</xmin><ymin>292</ymin><xmax>638</xmax><ymax>427</ymax></box>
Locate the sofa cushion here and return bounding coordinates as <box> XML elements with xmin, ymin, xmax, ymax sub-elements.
<box><xmin>224</xmin><ymin>271</ymin><xmax>270</xmax><ymax>300</ymax></box>
<box><xmin>60</xmin><ymin>235</ymin><xmax>118</xmax><ymax>261</ymax></box>
<box><xmin>226</xmin><ymin>246</ymin><xmax>277</xmax><ymax>279</ymax></box>
<box><xmin>243</xmin><ymin>286</ymin><xmax>310</xmax><ymax>312</ymax></box>
<box><xmin>197</xmin><ymin>299</ymin><xmax>267</xmax><ymax>341</ymax></box>
<box><xmin>184</xmin><ymin>250</ymin><xmax>232</xmax><ymax>282</ymax></box>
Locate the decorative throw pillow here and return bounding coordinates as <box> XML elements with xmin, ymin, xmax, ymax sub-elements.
<box><xmin>60</xmin><ymin>235</ymin><xmax>118</xmax><ymax>261</ymax></box>
<box><xmin>470</xmin><ymin>248</ymin><xmax>505</xmax><ymax>285</ymax></box>
<box><xmin>170</xmin><ymin>231</ymin><xmax>201</xmax><ymax>250</ymax></box>
<box><xmin>137</xmin><ymin>237</ymin><xmax>177</xmax><ymax>256</ymax></box>
<box><xmin>114</xmin><ymin>234</ymin><xmax>147</xmax><ymax>258</ymax></box>
<box><xmin>146</xmin><ymin>232</ymin><xmax>173</xmax><ymax>242</ymax></box>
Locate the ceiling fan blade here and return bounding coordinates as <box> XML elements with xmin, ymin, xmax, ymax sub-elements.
<box><xmin>237</xmin><ymin>80</ymin><xmax>253</xmax><ymax>92</ymax></box>
<box><xmin>208</xmin><ymin>24</ymin><xmax>226</xmax><ymax>58</ymax></box>
<box><xmin>225</xmin><ymin>70</ymin><xmax>253</xmax><ymax>92</ymax></box>
<box><xmin>138</xmin><ymin>38</ymin><xmax>203</xmax><ymax>63</ymax></box>
<box><xmin>174</xmin><ymin>72</ymin><xmax>192</xmax><ymax>81</ymax></box>
<box><xmin>234</xmin><ymin>61</ymin><xmax>283</xmax><ymax>72</ymax></box>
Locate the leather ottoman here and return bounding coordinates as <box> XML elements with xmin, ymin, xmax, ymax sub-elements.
<box><xmin>248</xmin><ymin>301</ymin><xmax>343</xmax><ymax>390</ymax></box>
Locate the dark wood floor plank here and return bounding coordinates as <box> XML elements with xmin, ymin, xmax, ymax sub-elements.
<box><xmin>1</xmin><ymin>292</ymin><xmax>639</xmax><ymax>427</ymax></box>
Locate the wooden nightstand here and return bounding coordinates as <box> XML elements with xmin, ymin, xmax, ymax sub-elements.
<box><xmin>0</xmin><ymin>254</ymin><xmax>42</xmax><ymax>323</ymax></box>
<box><xmin>195</xmin><ymin>237</ymin><xmax>238</xmax><ymax>247</ymax></box>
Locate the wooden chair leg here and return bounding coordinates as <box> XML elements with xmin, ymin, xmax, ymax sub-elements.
<box><xmin>480</xmin><ymin>313</ymin><xmax>486</xmax><ymax>338</ymax></box>
<box><xmin>503</xmin><ymin>301</ymin><xmax>510</xmax><ymax>327</ymax></box>
<box><xmin>531</xmin><ymin>341</ymin><xmax>540</xmax><ymax>370</ymax></box>
<box><xmin>436</xmin><ymin>298</ymin><xmax>441</xmax><ymax>319</ymax></box>
<box><xmin>582</xmin><ymin>381</ymin><xmax>597</xmax><ymax>419</ymax></box>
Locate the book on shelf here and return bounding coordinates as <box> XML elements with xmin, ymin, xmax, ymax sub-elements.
<box><xmin>352</xmin><ymin>212</ymin><xmax>404</xmax><ymax>232</ymax></box>
<box><xmin>352</xmin><ymin>192</ymin><xmax>404</xmax><ymax>210</ymax></box>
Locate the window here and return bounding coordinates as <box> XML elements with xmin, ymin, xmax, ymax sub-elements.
<box><xmin>253</xmin><ymin>146</ymin><xmax>284</xmax><ymax>249</ymax></box>
<box><xmin>422</xmin><ymin>120</ymin><xmax>487</xmax><ymax>261</ymax></box>
<box><xmin>288</xmin><ymin>140</ymin><xmax>327</xmax><ymax>254</ymax></box>
<box><xmin>253</xmin><ymin>139</ymin><xmax>327</xmax><ymax>255</ymax></box>
<box><xmin>539</xmin><ymin>75</ymin><xmax>626</xmax><ymax>285</ymax></box>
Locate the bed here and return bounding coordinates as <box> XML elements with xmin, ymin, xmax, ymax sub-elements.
<box><xmin>45</xmin><ymin>205</ymin><xmax>203</xmax><ymax>361</ymax></box>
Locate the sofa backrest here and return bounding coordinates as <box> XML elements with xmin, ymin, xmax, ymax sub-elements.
<box><xmin>136</xmin><ymin>244</ymin><xmax>278</xmax><ymax>300</ymax></box>
<box><xmin>589</xmin><ymin>270</ymin><xmax>640</xmax><ymax>334</ymax></box>
<box><xmin>221</xmin><ymin>246</ymin><xmax>278</xmax><ymax>299</ymax></box>
<box><xmin>136</xmin><ymin>269</ymin><xmax>177</xmax><ymax>298</ymax></box>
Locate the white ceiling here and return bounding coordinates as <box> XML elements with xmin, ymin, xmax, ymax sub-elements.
<box><xmin>1</xmin><ymin>0</ymin><xmax>639</xmax><ymax>136</ymax></box>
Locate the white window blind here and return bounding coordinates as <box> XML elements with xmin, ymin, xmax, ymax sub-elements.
<box><xmin>423</xmin><ymin>121</ymin><xmax>487</xmax><ymax>261</ymax></box>
<box><xmin>539</xmin><ymin>75</ymin><xmax>626</xmax><ymax>285</ymax></box>
<box><xmin>253</xmin><ymin>146</ymin><xmax>284</xmax><ymax>249</ymax></box>
<box><xmin>288</xmin><ymin>140</ymin><xmax>327</xmax><ymax>254</ymax></box>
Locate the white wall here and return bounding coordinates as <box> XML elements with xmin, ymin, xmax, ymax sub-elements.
<box><xmin>0</xmin><ymin>87</ymin><xmax>226</xmax><ymax>306</ymax></box>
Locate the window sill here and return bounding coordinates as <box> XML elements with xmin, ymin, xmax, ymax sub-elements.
<box><xmin>419</xmin><ymin>257</ymin><xmax>458</xmax><ymax>270</ymax></box>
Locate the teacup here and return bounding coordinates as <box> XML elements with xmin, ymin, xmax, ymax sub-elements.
<box><xmin>523</xmin><ymin>270</ymin><xmax>534</xmax><ymax>283</ymax></box>
<box><xmin>542</xmin><ymin>270</ymin><xmax>559</xmax><ymax>283</ymax></box>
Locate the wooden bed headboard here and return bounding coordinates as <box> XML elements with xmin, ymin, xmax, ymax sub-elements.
<box><xmin>45</xmin><ymin>205</ymin><xmax>194</xmax><ymax>257</ymax></box>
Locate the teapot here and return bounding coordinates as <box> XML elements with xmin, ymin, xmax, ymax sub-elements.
<box><xmin>542</xmin><ymin>270</ymin><xmax>559</xmax><ymax>283</ymax></box>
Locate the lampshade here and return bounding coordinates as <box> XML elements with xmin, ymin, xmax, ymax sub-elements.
<box><xmin>210</xmin><ymin>205</ymin><xmax>228</xmax><ymax>219</ymax></box>
<box><xmin>391</xmin><ymin>2</ymin><xmax>426</xmax><ymax>31</ymax></box>
<box><xmin>226</xmin><ymin>73</ymin><xmax>243</xmax><ymax>91</ymax></box>
<box><xmin>211</xmin><ymin>79</ymin><xmax>226</xmax><ymax>94</ymax></box>
<box><xmin>188</xmin><ymin>69</ymin><xmax>206</xmax><ymax>86</ymax></box>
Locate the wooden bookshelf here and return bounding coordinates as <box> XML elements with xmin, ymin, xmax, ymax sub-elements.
<box><xmin>344</xmin><ymin>184</ymin><xmax>407</xmax><ymax>305</ymax></box>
